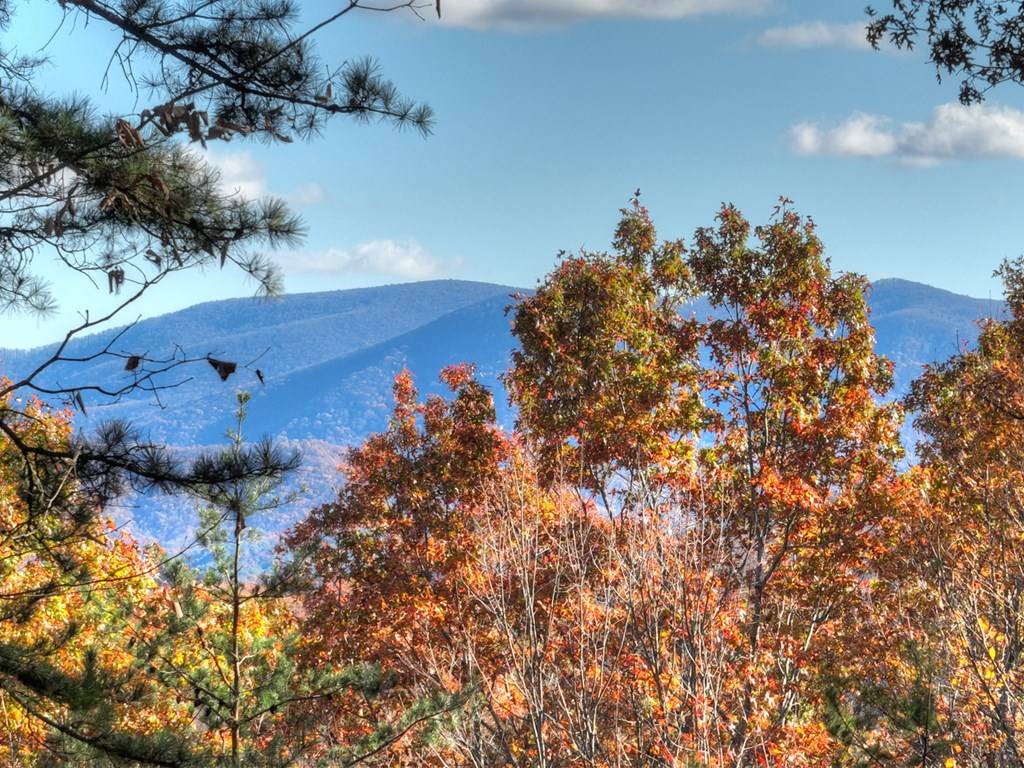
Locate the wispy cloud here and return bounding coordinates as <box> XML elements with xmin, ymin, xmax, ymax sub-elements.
<box><xmin>284</xmin><ymin>182</ymin><xmax>328</xmax><ymax>207</ymax></box>
<box><xmin>208</xmin><ymin>150</ymin><xmax>268</xmax><ymax>199</ymax></box>
<box><xmin>791</xmin><ymin>102</ymin><xmax>1024</xmax><ymax>165</ymax></box>
<box><xmin>441</xmin><ymin>0</ymin><xmax>767</xmax><ymax>31</ymax></box>
<box><xmin>759</xmin><ymin>20</ymin><xmax>871</xmax><ymax>50</ymax></box>
<box><xmin>284</xmin><ymin>240</ymin><xmax>454</xmax><ymax>280</ymax></box>
<box><xmin>202</xmin><ymin>150</ymin><xmax>327</xmax><ymax>207</ymax></box>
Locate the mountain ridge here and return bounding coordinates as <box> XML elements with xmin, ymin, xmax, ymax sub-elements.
<box><xmin>0</xmin><ymin>277</ymin><xmax>1004</xmax><ymax>549</ymax></box>
<box><xmin>0</xmin><ymin>277</ymin><xmax>1003</xmax><ymax>438</ymax></box>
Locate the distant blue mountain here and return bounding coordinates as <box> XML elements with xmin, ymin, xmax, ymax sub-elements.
<box><xmin>0</xmin><ymin>275</ymin><xmax>1003</xmax><ymax>448</ymax></box>
<box><xmin>0</xmin><ymin>279</ymin><xmax>521</xmax><ymax>446</ymax></box>
<box><xmin>249</xmin><ymin>291</ymin><xmax>520</xmax><ymax>443</ymax></box>
<box><xmin>0</xmin><ymin>276</ymin><xmax>1003</xmax><ymax>551</ymax></box>
<box><xmin>868</xmin><ymin>278</ymin><xmax>1001</xmax><ymax>389</ymax></box>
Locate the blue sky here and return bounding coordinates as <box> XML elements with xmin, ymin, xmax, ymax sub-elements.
<box><xmin>5</xmin><ymin>0</ymin><xmax>1024</xmax><ymax>347</ymax></box>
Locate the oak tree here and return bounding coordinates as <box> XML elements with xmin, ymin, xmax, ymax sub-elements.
<box><xmin>867</xmin><ymin>0</ymin><xmax>1024</xmax><ymax>103</ymax></box>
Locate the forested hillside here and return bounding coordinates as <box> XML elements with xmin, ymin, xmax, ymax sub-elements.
<box><xmin>1</xmin><ymin>280</ymin><xmax>517</xmax><ymax>444</ymax></box>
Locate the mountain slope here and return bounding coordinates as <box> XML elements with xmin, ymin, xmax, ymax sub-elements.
<box><xmin>0</xmin><ymin>276</ymin><xmax>1003</xmax><ymax>445</ymax></box>
<box><xmin>868</xmin><ymin>278</ymin><xmax>1002</xmax><ymax>390</ymax></box>
<box><xmin>244</xmin><ymin>292</ymin><xmax>519</xmax><ymax>443</ymax></box>
<box><xmin>1</xmin><ymin>279</ymin><xmax>520</xmax><ymax>445</ymax></box>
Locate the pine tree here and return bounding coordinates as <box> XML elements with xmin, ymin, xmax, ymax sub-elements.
<box><xmin>0</xmin><ymin>5</ymin><xmax>432</xmax><ymax>757</ymax></box>
<box><xmin>132</xmin><ymin>392</ymin><xmax>316</xmax><ymax>767</ymax></box>
<box><xmin>0</xmin><ymin>0</ymin><xmax>432</xmax><ymax>504</ymax></box>
<box><xmin>130</xmin><ymin>392</ymin><xmax>456</xmax><ymax>767</ymax></box>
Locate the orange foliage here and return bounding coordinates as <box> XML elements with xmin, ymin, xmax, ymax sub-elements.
<box><xmin>10</xmin><ymin>198</ymin><xmax>1019</xmax><ymax>768</ymax></box>
<box><xmin>292</xmin><ymin>199</ymin><xmax>910</xmax><ymax>767</ymax></box>
<box><xmin>0</xmin><ymin>391</ymin><xmax>184</xmax><ymax>764</ymax></box>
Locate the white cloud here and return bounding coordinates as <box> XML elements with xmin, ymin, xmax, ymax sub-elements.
<box><xmin>285</xmin><ymin>240</ymin><xmax>451</xmax><ymax>280</ymax></box>
<box><xmin>759</xmin><ymin>21</ymin><xmax>871</xmax><ymax>49</ymax></box>
<box><xmin>792</xmin><ymin>113</ymin><xmax>897</xmax><ymax>157</ymax></box>
<box><xmin>201</xmin><ymin>150</ymin><xmax>327</xmax><ymax>207</ymax></box>
<box><xmin>441</xmin><ymin>0</ymin><xmax>767</xmax><ymax>30</ymax></box>
<box><xmin>208</xmin><ymin>150</ymin><xmax>268</xmax><ymax>199</ymax></box>
<box><xmin>791</xmin><ymin>102</ymin><xmax>1024</xmax><ymax>164</ymax></box>
<box><xmin>284</xmin><ymin>182</ymin><xmax>328</xmax><ymax>207</ymax></box>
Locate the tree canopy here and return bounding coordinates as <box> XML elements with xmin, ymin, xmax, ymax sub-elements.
<box><xmin>5</xmin><ymin>190</ymin><xmax>1024</xmax><ymax>765</ymax></box>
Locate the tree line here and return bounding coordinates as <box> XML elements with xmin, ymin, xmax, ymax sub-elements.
<box><xmin>5</xmin><ymin>195</ymin><xmax>1024</xmax><ymax>766</ymax></box>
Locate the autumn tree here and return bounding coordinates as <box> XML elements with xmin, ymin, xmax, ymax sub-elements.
<box><xmin>690</xmin><ymin>200</ymin><xmax>904</xmax><ymax>764</ymax></box>
<box><xmin>882</xmin><ymin>258</ymin><xmax>1024</xmax><ymax>767</ymax></box>
<box><xmin>288</xmin><ymin>368</ymin><xmax>637</xmax><ymax>766</ymax></box>
<box><xmin>508</xmin><ymin>197</ymin><xmax>905</xmax><ymax>766</ymax></box>
<box><xmin>506</xmin><ymin>194</ymin><xmax>701</xmax><ymax>495</ymax></box>
<box><xmin>286</xmin><ymin>366</ymin><xmax>505</xmax><ymax>765</ymax></box>
<box><xmin>290</xmin><ymin>198</ymin><xmax>907</xmax><ymax>767</ymax></box>
<box><xmin>0</xmin><ymin>389</ymin><xmax>195</xmax><ymax>766</ymax></box>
